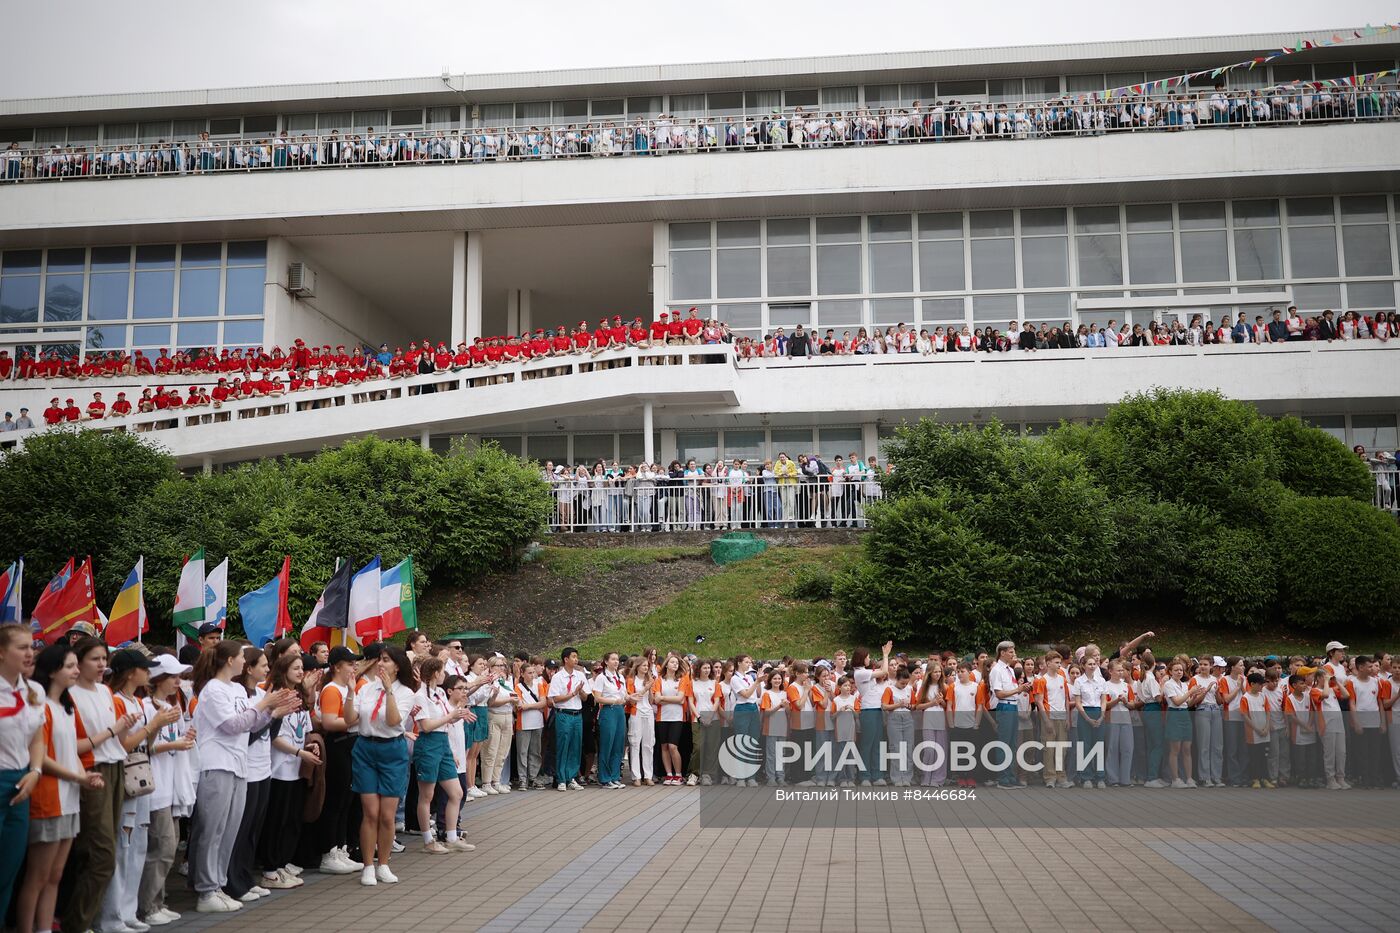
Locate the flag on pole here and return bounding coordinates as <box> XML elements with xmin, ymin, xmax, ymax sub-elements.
<box><xmin>0</xmin><ymin>560</ymin><xmax>22</xmax><ymax>625</ymax></box>
<box><xmin>379</xmin><ymin>556</ymin><xmax>417</xmax><ymax>638</ymax></box>
<box><xmin>349</xmin><ymin>557</ymin><xmax>382</xmax><ymax>643</ymax></box>
<box><xmin>33</xmin><ymin>557</ymin><xmax>97</xmax><ymax>644</ymax></box>
<box><xmin>237</xmin><ymin>556</ymin><xmax>291</xmax><ymax>648</ymax></box>
<box><xmin>172</xmin><ymin>548</ymin><xmax>206</xmax><ymax>638</ymax></box>
<box><xmin>204</xmin><ymin>558</ymin><xmax>228</xmax><ymax>630</ymax></box>
<box><xmin>301</xmin><ymin>560</ymin><xmax>351</xmax><ymax>649</ymax></box>
<box><xmin>105</xmin><ymin>558</ymin><xmax>148</xmax><ymax>646</ymax></box>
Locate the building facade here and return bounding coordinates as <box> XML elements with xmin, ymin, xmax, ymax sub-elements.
<box><xmin>2</xmin><ymin>28</ymin><xmax>1399</xmax><ymax>469</ymax></box>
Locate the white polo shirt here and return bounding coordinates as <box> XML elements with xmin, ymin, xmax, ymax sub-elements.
<box><xmin>70</xmin><ymin>681</ymin><xmax>125</xmax><ymax>765</ymax></box>
<box><xmin>591</xmin><ymin>670</ymin><xmax>627</xmax><ymax>706</ymax></box>
<box><xmin>354</xmin><ymin>681</ymin><xmax>415</xmax><ymax>739</ymax></box>
<box><xmin>548</xmin><ymin>667</ymin><xmax>588</xmax><ymax>711</ymax></box>
<box><xmin>0</xmin><ymin>674</ymin><xmax>42</xmax><ymax>771</ymax></box>
<box><xmin>729</xmin><ymin>671</ymin><xmax>759</xmax><ymax>708</ymax></box>
<box><xmin>853</xmin><ymin>667</ymin><xmax>885</xmax><ymax>708</ymax></box>
<box><xmin>1072</xmin><ymin>674</ymin><xmax>1106</xmax><ymax>709</ymax></box>
<box><xmin>987</xmin><ymin>660</ymin><xmax>1018</xmax><ymax>710</ymax></box>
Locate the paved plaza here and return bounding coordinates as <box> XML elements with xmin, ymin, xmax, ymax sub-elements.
<box><xmin>161</xmin><ymin>785</ymin><xmax>1398</xmax><ymax>933</ymax></box>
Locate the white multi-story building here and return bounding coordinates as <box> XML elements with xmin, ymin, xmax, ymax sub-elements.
<box><xmin>2</xmin><ymin>28</ymin><xmax>1399</xmax><ymax>474</ymax></box>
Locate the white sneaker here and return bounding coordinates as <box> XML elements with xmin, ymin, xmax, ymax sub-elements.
<box><xmin>159</xmin><ymin>909</ymin><xmax>182</xmax><ymax>923</ymax></box>
<box><xmin>319</xmin><ymin>852</ymin><xmax>356</xmax><ymax>874</ymax></box>
<box><xmin>145</xmin><ymin>909</ymin><xmax>178</xmax><ymax>925</ymax></box>
<box><xmin>468</xmin><ymin>786</ymin><xmax>488</xmax><ymax>798</ymax></box>
<box><xmin>261</xmin><ymin>871</ymin><xmax>298</xmax><ymax>889</ymax></box>
<box><xmin>250</xmin><ymin>885</ymin><xmax>271</xmax><ymax>897</ymax></box>
<box><xmin>375</xmin><ymin>864</ymin><xmax>399</xmax><ymax>884</ymax></box>
<box><xmin>337</xmin><ymin>847</ymin><xmax>364</xmax><ymax>870</ymax></box>
<box><xmin>483</xmin><ymin>783</ymin><xmax>499</xmax><ymax>795</ymax></box>
<box><xmin>283</xmin><ymin>863</ymin><xmax>304</xmax><ymax>876</ymax></box>
<box><xmin>568</xmin><ymin>780</ymin><xmax>583</xmax><ymax>790</ymax></box>
<box><xmin>1184</xmin><ymin>778</ymin><xmax>1197</xmax><ymax>787</ymax></box>
<box><xmin>1096</xmin><ymin>781</ymin><xmax>1107</xmax><ymax>789</ymax></box>
<box><xmin>127</xmin><ymin>921</ymin><xmax>152</xmax><ymax>932</ymax></box>
<box><xmin>238</xmin><ymin>891</ymin><xmax>261</xmax><ymax>903</ymax></box>
<box><xmin>390</xmin><ymin>840</ymin><xmax>405</xmax><ymax>853</ymax></box>
<box><xmin>686</xmin><ymin>774</ymin><xmax>698</xmax><ymax>786</ymax></box>
<box><xmin>216</xmin><ymin>892</ymin><xmax>243</xmax><ymax>911</ymax></box>
<box><xmin>496</xmin><ymin>782</ymin><xmax>511</xmax><ymax>793</ymax></box>
<box><xmin>557</xmin><ymin>783</ymin><xmax>567</xmax><ymax>791</ymax></box>
<box><xmin>393</xmin><ymin>821</ymin><xmax>405</xmax><ymax>832</ymax></box>
<box><xmin>360</xmin><ymin>866</ymin><xmax>377</xmax><ymax>887</ymax></box>
<box><xmin>196</xmin><ymin>894</ymin><xmax>234</xmax><ymax>913</ymax></box>
<box><xmin>1171</xmin><ymin>779</ymin><xmax>1188</xmax><ymax>788</ymax></box>
<box><xmin>1144</xmin><ymin>779</ymin><xmax>1169</xmax><ymax>788</ymax></box>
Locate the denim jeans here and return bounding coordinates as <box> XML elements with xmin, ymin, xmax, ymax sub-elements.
<box><xmin>1076</xmin><ymin>707</ymin><xmax>1105</xmax><ymax>782</ymax></box>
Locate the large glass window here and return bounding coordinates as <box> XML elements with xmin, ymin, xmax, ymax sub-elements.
<box><xmin>1352</xmin><ymin>414</ymin><xmax>1398</xmax><ymax>452</ymax></box>
<box><xmin>670</xmin><ymin>251</ymin><xmax>710</xmax><ymax>300</ymax></box>
<box><xmin>0</xmin><ymin>274</ymin><xmax>39</xmax><ymax>324</ymax></box>
<box><xmin>1127</xmin><ymin>232</ymin><xmax>1176</xmax><ymax>284</ymax></box>
<box><xmin>817</xmin><ymin>216</ymin><xmax>861</xmax><ymax>295</ymax></box>
<box><xmin>970</xmin><ymin>210</ymin><xmax>1014</xmax><ymax>290</ymax></box>
<box><xmin>1342</xmin><ymin>224</ymin><xmax>1393</xmax><ymax>277</ymax></box>
<box><xmin>766</xmin><ymin>218</ymin><xmax>810</xmax><ymax>297</ymax></box>
<box><xmin>1232</xmin><ymin>228</ymin><xmax>1282</xmax><ymax>280</ymax></box>
<box><xmin>43</xmin><ymin>272</ymin><xmax>83</xmax><ymax>323</ymax></box>
<box><xmin>1288</xmin><ymin>226</ymin><xmax>1338</xmax><ymax>278</ymax></box>
<box><xmin>133</xmin><ymin>270</ymin><xmax>175</xmax><ymax>318</ymax></box>
<box><xmin>1077</xmin><ymin>234</ymin><xmax>1123</xmax><ymax>286</ymax></box>
<box><xmin>222</xmin><ymin>319</ymin><xmax>263</xmax><ymax>347</ymax></box>
<box><xmin>676</xmin><ymin>431</ymin><xmax>718</xmax><ymax>466</ymax></box>
<box><xmin>1346</xmin><ymin>282</ymin><xmax>1395</xmax><ymax>310</ymax></box>
<box><xmin>818</xmin><ymin>427</ymin><xmax>863</xmax><ymax>463</ymax></box>
<box><xmin>179</xmin><ymin>268</ymin><xmax>220</xmax><ymax>317</ymax></box>
<box><xmin>918</xmin><ymin>213</ymin><xmax>964</xmax><ymax>292</ymax></box>
<box><xmin>1021</xmin><ymin>236</ymin><xmax>1067</xmax><ymax>288</ymax></box>
<box><xmin>573</xmin><ymin>434</ymin><xmax>616</xmax><ymax>464</ymax></box>
<box><xmin>723</xmin><ymin>430</ymin><xmax>765</xmax><ymax>463</ymax></box>
<box><xmin>1181</xmin><ymin>231</ymin><xmax>1229</xmax><ymax>282</ymax></box>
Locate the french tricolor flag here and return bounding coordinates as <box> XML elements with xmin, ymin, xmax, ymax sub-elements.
<box><xmin>0</xmin><ymin>560</ymin><xmax>21</xmax><ymax>625</ymax></box>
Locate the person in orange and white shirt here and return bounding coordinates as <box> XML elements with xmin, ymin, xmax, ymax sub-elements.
<box><xmin>17</xmin><ymin>643</ymin><xmax>104</xmax><ymax>933</ymax></box>
<box><xmin>1344</xmin><ymin>655</ymin><xmax>1386</xmax><ymax>788</ymax></box>
<box><xmin>1032</xmin><ymin>651</ymin><xmax>1073</xmax><ymax>788</ymax></box>
<box><xmin>913</xmin><ymin>662</ymin><xmax>948</xmax><ymax>787</ymax></box>
<box><xmin>830</xmin><ymin>676</ymin><xmax>860</xmax><ymax>785</ymax></box>
<box><xmin>881</xmin><ymin>666</ymin><xmax>916</xmax><ymax>786</ymax></box>
<box><xmin>684</xmin><ymin>659</ymin><xmax>722</xmax><ymax>786</ymax></box>
<box><xmin>759</xmin><ymin>670</ymin><xmax>789</xmax><ymax>786</ymax></box>
<box><xmin>1313</xmin><ymin>665</ymin><xmax>1348</xmax><ymax>789</ymax></box>
<box><xmin>783</xmin><ymin>662</ymin><xmax>820</xmax><ymax>785</ymax></box>
<box><xmin>946</xmin><ymin>661</ymin><xmax>983</xmax><ymax>788</ymax></box>
<box><xmin>625</xmin><ymin>657</ymin><xmax>655</xmax><ymax>786</ymax></box>
<box><xmin>1162</xmin><ymin>661</ymin><xmax>1201</xmax><ymax>788</ymax></box>
<box><xmin>1217</xmin><ymin>656</ymin><xmax>1248</xmax><ymax>788</ymax></box>
<box><xmin>1187</xmin><ymin>658</ymin><xmax>1223</xmax><ymax>786</ymax></box>
<box><xmin>1283</xmin><ymin>671</ymin><xmax>1322</xmax><ymax>788</ymax></box>
<box><xmin>851</xmin><ymin>642</ymin><xmax>891</xmax><ymax>785</ymax></box>
<box><xmin>1100</xmin><ymin>660</ymin><xmax>1137</xmax><ymax>787</ymax></box>
<box><xmin>143</xmin><ymin>654</ymin><xmax>198</xmax><ymax>922</ymax></box>
<box><xmin>1237</xmin><ymin>672</ymin><xmax>1273</xmax><ymax>788</ymax></box>
<box><xmin>653</xmin><ymin>655</ymin><xmax>688</xmax><ymax>785</ymax></box>
<box><xmin>311</xmin><ymin>646</ymin><xmax>362</xmax><ymax>875</ymax></box>
<box><xmin>1381</xmin><ymin>659</ymin><xmax>1400</xmax><ymax>786</ymax></box>
<box><xmin>513</xmin><ymin>659</ymin><xmax>548</xmax><ymax>790</ymax></box>
<box><xmin>1261</xmin><ymin>663</ymin><xmax>1290</xmax><ymax>787</ymax></box>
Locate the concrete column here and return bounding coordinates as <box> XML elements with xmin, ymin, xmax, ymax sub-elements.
<box><xmin>450</xmin><ymin>232</ymin><xmax>485</xmax><ymax>345</ymax></box>
<box><xmin>651</xmin><ymin>221</ymin><xmax>668</xmax><ymax>321</ymax></box>
<box><xmin>642</xmin><ymin>400</ymin><xmax>655</xmax><ymax>464</ymax></box>
<box><xmin>862</xmin><ymin>422</ymin><xmax>879</xmax><ymax>462</ymax></box>
<box><xmin>201</xmin><ymin>455</ymin><xmax>213</xmax><ymax>476</ymax></box>
<box><xmin>519</xmin><ymin>289</ymin><xmax>532</xmax><ymax>334</ymax></box>
<box><xmin>659</xmin><ymin>428</ymin><xmax>678</xmax><ymax>467</ymax></box>
<box><xmin>505</xmin><ymin>289</ymin><xmax>531</xmax><ymax>336</ymax></box>
<box><xmin>466</xmin><ymin>233</ymin><xmax>484</xmax><ymax>342</ymax></box>
<box><xmin>420</xmin><ymin>428</ymin><xmax>431</xmax><ymax>450</ymax></box>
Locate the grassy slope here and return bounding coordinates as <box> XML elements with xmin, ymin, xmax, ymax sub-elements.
<box><xmin>559</xmin><ymin>545</ymin><xmax>1398</xmax><ymax>660</ymax></box>
<box><xmin>569</xmin><ymin>546</ymin><xmax>860</xmax><ymax>659</ymax></box>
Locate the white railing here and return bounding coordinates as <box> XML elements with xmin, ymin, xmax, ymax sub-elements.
<box><xmin>1373</xmin><ymin>466</ymin><xmax>1399</xmax><ymax>515</ymax></box>
<box><xmin>3</xmin><ymin>86</ymin><xmax>1396</xmax><ymax>184</ymax></box>
<box><xmin>545</xmin><ymin>475</ymin><xmax>881</xmax><ymax>533</ymax></box>
<box><xmin>0</xmin><ymin>344</ymin><xmax>735</xmax><ymax>449</ymax></box>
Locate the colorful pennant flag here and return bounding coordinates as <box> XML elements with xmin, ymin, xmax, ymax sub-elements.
<box><xmin>104</xmin><ymin>558</ymin><xmax>148</xmax><ymax>646</ymax></box>
<box><xmin>237</xmin><ymin>556</ymin><xmax>291</xmax><ymax>648</ymax></box>
<box><xmin>301</xmin><ymin>560</ymin><xmax>351</xmax><ymax>650</ymax></box>
<box><xmin>379</xmin><ymin>556</ymin><xmax>417</xmax><ymax>638</ymax></box>
<box><xmin>0</xmin><ymin>560</ymin><xmax>22</xmax><ymax>626</ymax></box>
<box><xmin>32</xmin><ymin>557</ymin><xmax>97</xmax><ymax>644</ymax></box>
<box><xmin>172</xmin><ymin>548</ymin><xmax>206</xmax><ymax>637</ymax></box>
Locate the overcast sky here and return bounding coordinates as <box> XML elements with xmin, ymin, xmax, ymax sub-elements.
<box><xmin>3</xmin><ymin>1</ymin><xmax>1396</xmax><ymax>99</ymax></box>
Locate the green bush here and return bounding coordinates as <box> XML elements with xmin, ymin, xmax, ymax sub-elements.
<box><xmin>780</xmin><ymin>564</ymin><xmax>834</xmax><ymax>602</ymax></box>
<box><xmin>431</xmin><ymin>440</ymin><xmax>553</xmax><ymax>586</ymax></box>
<box><xmin>1180</xmin><ymin>523</ymin><xmax>1278</xmax><ymax>630</ymax></box>
<box><xmin>833</xmin><ymin>495</ymin><xmax>1034</xmax><ymax>647</ymax></box>
<box><xmin>1099</xmin><ymin>496</ymin><xmax>1204</xmax><ymax>602</ymax></box>
<box><xmin>0</xmin><ymin>429</ymin><xmax>179</xmax><ymax>608</ymax></box>
<box><xmin>1270</xmin><ymin>416</ymin><xmax>1373</xmax><ymax>502</ymax></box>
<box><xmin>1273</xmin><ymin>495</ymin><xmax>1400</xmax><ymax>632</ymax></box>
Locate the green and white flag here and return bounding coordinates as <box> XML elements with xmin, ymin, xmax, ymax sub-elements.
<box><xmin>173</xmin><ymin>548</ymin><xmax>206</xmax><ymax>637</ymax></box>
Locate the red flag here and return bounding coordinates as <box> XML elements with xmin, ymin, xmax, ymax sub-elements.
<box><xmin>33</xmin><ymin>557</ymin><xmax>97</xmax><ymax>644</ymax></box>
<box><xmin>273</xmin><ymin>556</ymin><xmax>293</xmax><ymax>638</ymax></box>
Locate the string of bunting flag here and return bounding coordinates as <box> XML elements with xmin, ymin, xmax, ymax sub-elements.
<box><xmin>0</xmin><ymin>552</ymin><xmax>417</xmax><ymax>648</ymax></box>
<box><xmin>1080</xmin><ymin>23</ymin><xmax>1399</xmax><ymax>100</ymax></box>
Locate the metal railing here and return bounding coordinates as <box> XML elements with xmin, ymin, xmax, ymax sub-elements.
<box><xmin>3</xmin><ymin>86</ymin><xmax>1397</xmax><ymax>184</ymax></box>
<box><xmin>1373</xmin><ymin>465</ymin><xmax>1399</xmax><ymax>516</ymax></box>
<box><xmin>545</xmin><ymin>475</ymin><xmax>882</xmax><ymax>533</ymax></box>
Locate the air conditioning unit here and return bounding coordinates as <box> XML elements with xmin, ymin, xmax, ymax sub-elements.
<box><xmin>287</xmin><ymin>262</ymin><xmax>317</xmax><ymax>297</ymax></box>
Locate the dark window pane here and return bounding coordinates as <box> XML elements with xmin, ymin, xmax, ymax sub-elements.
<box><xmin>918</xmin><ymin>212</ymin><xmax>963</xmax><ymax>239</ymax></box>
<box><xmin>91</xmin><ymin>246</ymin><xmax>131</xmax><ymax>271</ymax></box>
<box><xmin>0</xmin><ymin>276</ymin><xmax>40</xmax><ymax>323</ymax></box>
<box><xmin>86</xmin><ymin>325</ymin><xmax>127</xmax><ymax>351</ymax></box>
<box><xmin>766</xmin><ymin>246</ymin><xmax>810</xmax><ymax>297</ymax></box>
<box><xmin>88</xmin><ymin>272</ymin><xmax>130</xmax><ymax>320</ymax></box>
<box><xmin>1180</xmin><ymin>231</ymin><xmax>1229</xmax><ymax>282</ymax></box>
<box><xmin>225</xmin><ymin>241</ymin><xmax>267</xmax><ymax>266</ymax></box>
<box><xmin>970</xmin><ymin>239</ymin><xmax>1015</xmax><ymax>289</ymax></box>
<box><xmin>919</xmin><ymin>240</ymin><xmax>964</xmax><ymax>291</ymax></box>
<box><xmin>133</xmin><ymin>270</ymin><xmax>175</xmax><ymax>318</ymax></box>
<box><xmin>816</xmin><ymin>245</ymin><xmax>861</xmax><ymax>294</ymax></box>
<box><xmin>2</xmin><ymin>251</ymin><xmax>41</xmax><ymax>274</ymax></box>
<box><xmin>1127</xmin><ymin>232</ymin><xmax>1176</xmax><ymax>284</ymax></box>
<box><xmin>1232</xmin><ymin>200</ymin><xmax>1279</xmax><ymax>227</ymax></box>
<box><xmin>970</xmin><ymin>210</ymin><xmax>1013</xmax><ymax>238</ymax></box>
<box><xmin>1288</xmin><ymin>227</ymin><xmax>1338</xmax><ymax>278</ymax></box>
<box><xmin>1233</xmin><ymin>229</ymin><xmax>1282</xmax><ymax>280</ymax></box>
<box><xmin>1020</xmin><ymin>208</ymin><xmax>1067</xmax><ymax>235</ymax></box>
<box><xmin>135</xmin><ymin>245</ymin><xmax>176</xmax><ymax>269</ymax></box>
<box><xmin>1021</xmin><ymin>237</ymin><xmax>1068</xmax><ymax>288</ymax></box>
<box><xmin>1075</xmin><ymin>206</ymin><xmax>1120</xmax><ymax>233</ymax></box>
<box><xmin>1342</xmin><ymin>225</ymin><xmax>1393</xmax><ymax>277</ymax></box>
<box><xmin>868</xmin><ymin>215</ymin><xmax>911</xmax><ymax>241</ymax></box>
<box><xmin>869</xmin><ymin>242</ymin><xmax>912</xmax><ymax>292</ymax></box>
<box><xmin>224</xmin><ymin>267</ymin><xmax>264</xmax><ymax>316</ymax></box>
<box><xmin>179</xmin><ymin>268</ymin><xmax>220</xmax><ymax>316</ymax></box>
<box><xmin>669</xmin><ymin>223</ymin><xmax>710</xmax><ymax>249</ymax></box>
<box><xmin>1077</xmin><ymin>234</ymin><xmax>1123</xmax><ymax>285</ymax></box>
<box><xmin>242</xmin><ymin>115</ymin><xmax>277</xmax><ymax>134</ymax></box>
<box><xmin>716</xmin><ymin>249</ymin><xmax>760</xmax><ymax>298</ymax></box>
<box><xmin>181</xmin><ymin>243</ymin><xmax>222</xmax><ymax>266</ymax></box>
<box><xmin>46</xmin><ymin>248</ymin><xmax>86</xmax><ymax>273</ymax></box>
<box><xmin>43</xmin><ymin>274</ymin><xmax>83</xmax><ymax>322</ymax></box>
<box><xmin>208</xmin><ymin>118</ymin><xmax>241</xmax><ymax>136</ymax></box>
<box><xmin>1178</xmin><ymin>202</ymin><xmax>1226</xmax><ymax>229</ymax></box>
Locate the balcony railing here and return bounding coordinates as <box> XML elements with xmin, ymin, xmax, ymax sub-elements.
<box><xmin>3</xmin><ymin>86</ymin><xmax>1396</xmax><ymax>184</ymax></box>
<box><xmin>1373</xmin><ymin>466</ymin><xmax>1399</xmax><ymax>516</ymax></box>
<box><xmin>545</xmin><ymin>475</ymin><xmax>880</xmax><ymax>533</ymax></box>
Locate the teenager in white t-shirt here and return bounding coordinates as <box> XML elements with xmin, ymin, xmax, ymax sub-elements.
<box><xmin>851</xmin><ymin>642</ymin><xmax>891</xmax><ymax>785</ymax></box>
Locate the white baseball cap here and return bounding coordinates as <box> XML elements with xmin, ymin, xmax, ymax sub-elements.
<box><xmin>1324</xmin><ymin>641</ymin><xmax>1348</xmax><ymax>653</ymax></box>
<box><xmin>150</xmin><ymin>655</ymin><xmax>192</xmax><ymax>679</ymax></box>
<box><xmin>1211</xmin><ymin>656</ymin><xmax>1226</xmax><ymax>668</ymax></box>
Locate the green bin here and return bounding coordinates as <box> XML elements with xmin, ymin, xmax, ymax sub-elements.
<box><xmin>710</xmin><ymin>532</ymin><xmax>768</xmax><ymax>565</ymax></box>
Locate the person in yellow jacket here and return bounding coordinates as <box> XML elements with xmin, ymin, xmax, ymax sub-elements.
<box><xmin>774</xmin><ymin>452</ymin><xmax>800</xmax><ymax>527</ymax></box>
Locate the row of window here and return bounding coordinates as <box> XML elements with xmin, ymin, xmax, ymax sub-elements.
<box><xmin>668</xmin><ymin>198</ymin><xmax>1400</xmax><ymax>303</ymax></box>
<box><xmin>0</xmin><ymin>242</ymin><xmax>267</xmax><ymax>331</ymax></box>
<box><xmin>459</xmin><ymin>412</ymin><xmax>1400</xmax><ymax>466</ymax></box>
<box><xmin>7</xmin><ymin>58</ymin><xmax>1397</xmax><ymax>144</ymax></box>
